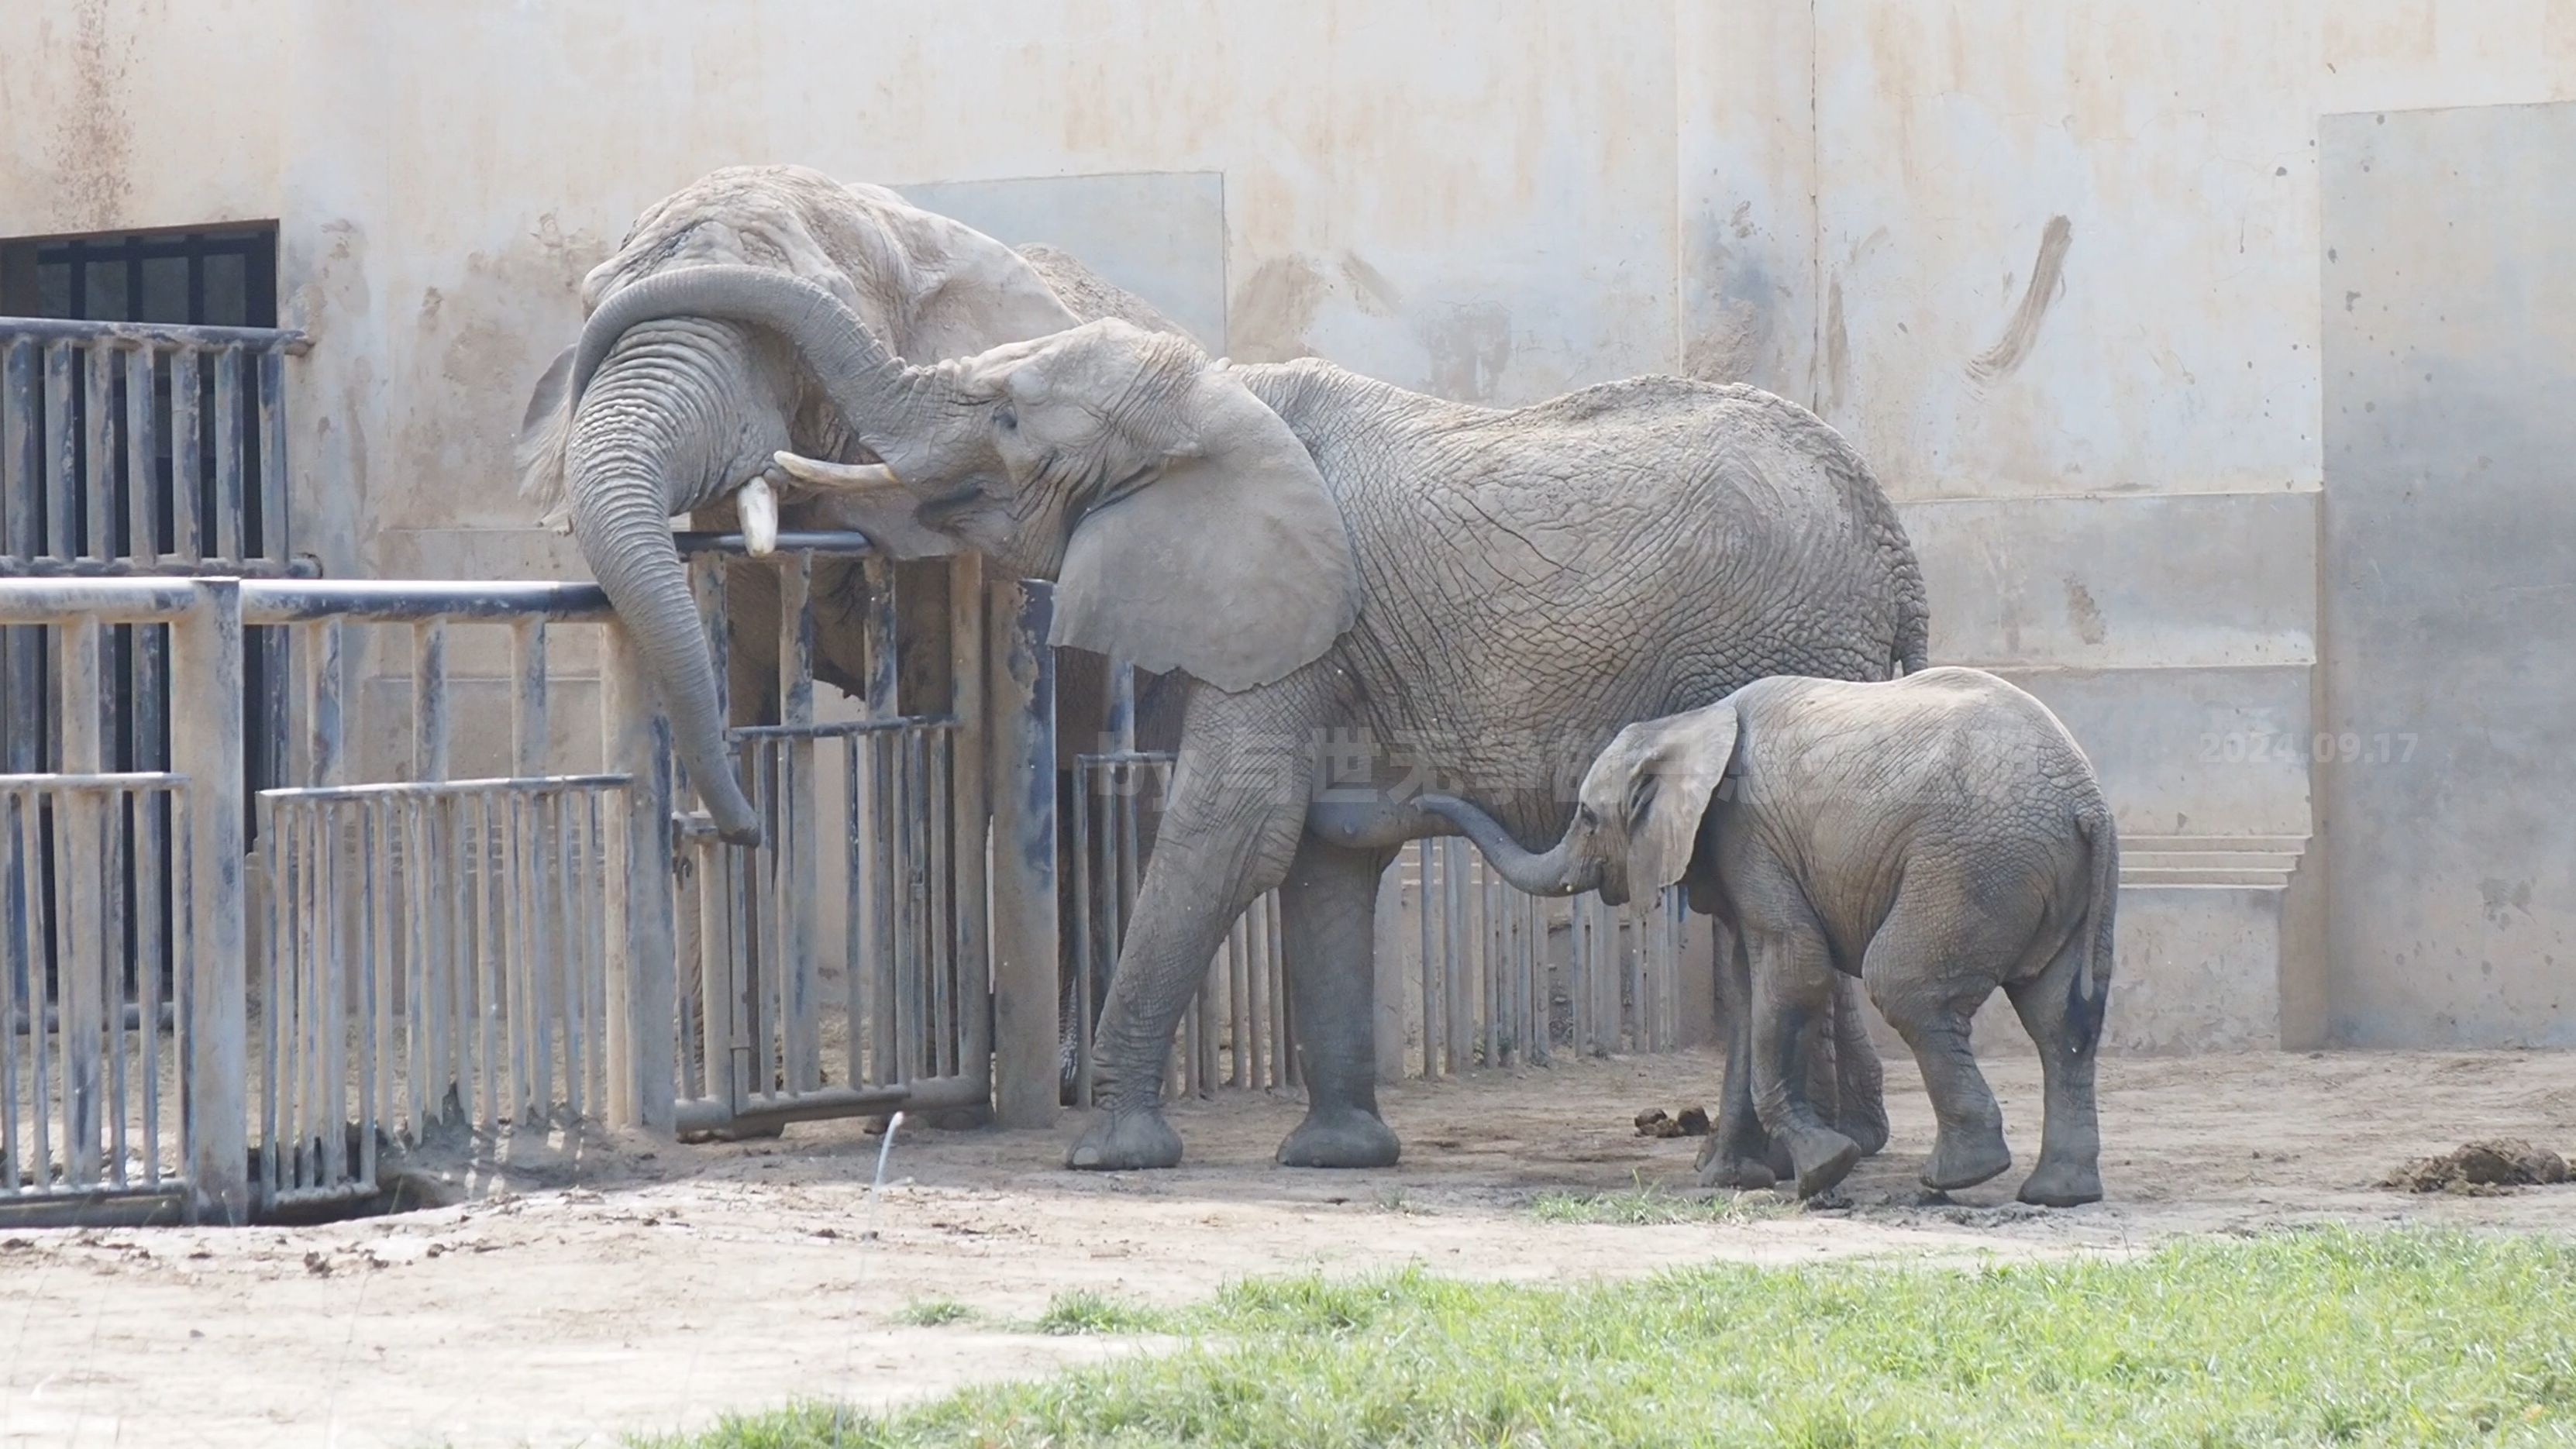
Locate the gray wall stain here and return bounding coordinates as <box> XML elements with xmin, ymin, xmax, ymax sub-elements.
<box><xmin>1966</xmin><ymin>215</ymin><xmax>2073</xmax><ymax>386</ymax></box>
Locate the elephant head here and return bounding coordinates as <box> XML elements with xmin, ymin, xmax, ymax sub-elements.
<box><xmin>1414</xmin><ymin>704</ymin><xmax>1739</xmax><ymax>907</ymax></box>
<box><xmin>767</xmin><ymin>316</ymin><xmax>1365</xmax><ymax>693</ymax></box>
<box><xmin>512</xmin><ymin>167</ymin><xmax>1081</xmax><ymax>842</ymax></box>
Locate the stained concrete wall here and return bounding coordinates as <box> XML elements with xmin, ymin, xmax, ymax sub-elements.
<box><xmin>8</xmin><ymin>0</ymin><xmax>2574</xmax><ymax>1046</ymax></box>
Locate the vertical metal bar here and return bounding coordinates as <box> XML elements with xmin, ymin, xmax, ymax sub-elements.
<box><xmin>554</xmin><ymin>789</ymin><xmax>582</xmax><ymax>1124</ymax></box>
<box><xmin>584</xmin><ymin>790</ymin><xmax>611</xmax><ymax>1113</ymax></box>
<box><xmin>211</xmin><ymin>349</ymin><xmax>243</xmax><ymax>564</ymax></box>
<box><xmin>1415</xmin><ymin>842</ymin><xmax>1434</xmax><ymax>1079</ymax></box>
<box><xmin>104</xmin><ymin>788</ymin><xmax>129</xmax><ymax>1186</ymax></box>
<box><xmin>1</xmin><ymin>790</ymin><xmax>23</xmax><ymax>1193</ymax></box>
<box><xmin>401</xmin><ymin>796</ymin><xmax>427</xmax><ymax>1132</ymax></box>
<box><xmin>44</xmin><ymin>343</ymin><xmax>77</xmax><ymax>559</ymax></box>
<box><xmin>28</xmin><ymin>790</ymin><xmax>55</xmax><ymax>1187</ymax></box>
<box><xmin>257</xmin><ymin>349</ymin><xmax>288</xmax><ymax>564</ymax></box>
<box><xmin>84</xmin><ymin>342</ymin><xmax>115</xmax><ymax>564</ymax></box>
<box><xmin>370</xmin><ymin>793</ymin><xmax>398</xmax><ymax>1149</ymax></box>
<box><xmin>945</xmin><ymin>552</ymin><xmax>990</xmax><ymax>1093</ymax></box>
<box><xmin>1269</xmin><ymin>889</ymin><xmax>1295</xmax><ymax>1088</ymax></box>
<box><xmin>987</xmin><ymin>579</ymin><xmax>1057</xmax><ymax>1127</ymax></box>
<box><xmin>175</xmin><ymin>583</ymin><xmax>250</xmax><ymax>1220</ymax></box>
<box><xmin>126</xmin><ymin>347</ymin><xmax>160</xmax><ymax>563</ymax></box>
<box><xmin>2</xmin><ymin>344</ymin><xmax>41</xmax><ymax>790</ymax></box>
<box><xmin>511</xmin><ymin>618</ymin><xmax>551</xmax><ymax>1117</ymax></box>
<box><xmin>445</xmin><ymin>794</ymin><xmax>473</xmax><ymax>1124</ymax></box>
<box><xmin>745</xmin><ymin>745</ymin><xmax>774</xmax><ymax>1102</ymax></box>
<box><xmin>1228</xmin><ymin>911</ymin><xmax>1251</xmax><ymax>1090</ymax></box>
<box><xmin>1245</xmin><ymin>882</ymin><xmax>1270</xmax><ymax>1089</ymax></box>
<box><xmin>776</xmin><ymin>554</ymin><xmax>820</xmax><ymax>1093</ymax></box>
<box><xmin>58</xmin><ymin>621</ymin><xmax>105</xmax><ymax>1185</ymax></box>
<box><xmin>839</xmin><ymin>735</ymin><xmax>866</xmax><ymax>1093</ymax></box>
<box><xmin>1069</xmin><ymin>763</ymin><xmax>1094</xmax><ymax>1110</ymax></box>
<box><xmin>700</xmin><ymin>827</ymin><xmax>736</xmax><ymax>1107</ymax></box>
<box><xmin>170</xmin><ymin>349</ymin><xmax>202</xmax><ymax>563</ymax></box>
<box><xmin>412</xmin><ymin>621</ymin><xmax>450</xmax><ymax>1120</ymax></box>
<box><xmin>929</xmin><ymin>728</ymin><xmax>954</xmax><ymax>1079</ymax></box>
<box><xmin>358</xmin><ymin>797</ymin><xmax>382</xmax><ymax>1189</ymax></box>
<box><xmin>294</xmin><ymin>803</ymin><xmax>319</xmax><ymax>1189</ymax></box>
<box><xmin>480</xmin><ymin>790</ymin><xmax>508</xmax><ymax>1134</ymax></box>
<box><xmin>602</xmin><ymin>625</ymin><xmax>677</xmax><ymax>1132</ymax></box>
<box><xmin>254</xmin><ymin>804</ymin><xmax>280</xmax><ymax>1204</ymax></box>
<box><xmin>1626</xmin><ymin>899</ymin><xmax>1647</xmax><ymax>1054</ymax></box>
<box><xmin>1441</xmin><ymin>838</ymin><xmax>1467</xmax><ymax>1075</ymax></box>
<box><xmin>902</xmin><ymin>729</ymin><xmax>931</xmax><ymax>1083</ymax></box>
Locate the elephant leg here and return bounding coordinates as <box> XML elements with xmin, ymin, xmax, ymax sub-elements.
<box><xmin>1863</xmin><ymin>897</ymin><xmax>2012</xmax><ymax>1193</ymax></box>
<box><xmin>1698</xmin><ymin>923</ymin><xmax>1777</xmax><ymax>1190</ymax></box>
<box><xmin>1744</xmin><ymin>917</ymin><xmax>1861</xmax><ymax>1199</ymax></box>
<box><xmin>1829</xmin><ymin>974</ymin><xmax>1889</xmax><ymax>1157</ymax></box>
<box><xmin>2004</xmin><ymin>938</ymin><xmax>2106</xmax><ymax>1207</ymax></box>
<box><xmin>1274</xmin><ymin>834</ymin><xmax>1402</xmax><ymax>1168</ymax></box>
<box><xmin>1068</xmin><ymin>689</ymin><xmax>1312</xmax><ymax>1171</ymax></box>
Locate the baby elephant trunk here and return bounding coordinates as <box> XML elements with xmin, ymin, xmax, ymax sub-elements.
<box><xmin>1412</xmin><ymin>793</ymin><xmax>1600</xmax><ymax>897</ymax></box>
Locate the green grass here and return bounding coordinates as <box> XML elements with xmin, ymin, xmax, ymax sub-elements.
<box><xmin>1527</xmin><ymin>1180</ymin><xmax>1798</xmax><ymax>1226</ymax></box>
<box><xmin>891</xmin><ymin>1299</ymin><xmax>977</xmax><ymax>1327</ymax></box>
<box><xmin>1029</xmin><ymin>1289</ymin><xmax>1180</xmax><ymax>1337</ymax></box>
<box><xmin>644</xmin><ymin>1227</ymin><xmax>2576</xmax><ymax>1447</ymax></box>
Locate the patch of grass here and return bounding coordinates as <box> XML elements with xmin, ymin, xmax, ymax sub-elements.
<box><xmin>1527</xmin><ymin>1180</ymin><xmax>1796</xmax><ymax>1226</ymax></box>
<box><xmin>892</xmin><ymin>1299</ymin><xmax>976</xmax><ymax>1327</ymax></box>
<box><xmin>1028</xmin><ymin>1289</ymin><xmax>1176</xmax><ymax>1337</ymax></box>
<box><xmin>650</xmin><ymin>1227</ymin><xmax>2576</xmax><ymax>1447</ymax></box>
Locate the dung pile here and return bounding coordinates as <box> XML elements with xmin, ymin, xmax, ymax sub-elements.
<box><xmin>1634</xmin><ymin>1106</ymin><xmax>1711</xmax><ymax>1139</ymax></box>
<box><xmin>2380</xmin><ymin>1139</ymin><xmax>2571</xmax><ymax>1194</ymax></box>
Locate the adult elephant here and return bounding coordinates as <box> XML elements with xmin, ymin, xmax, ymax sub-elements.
<box><xmin>588</xmin><ymin>290</ymin><xmax>1929</xmax><ymax>1172</ymax></box>
<box><xmin>515</xmin><ymin>165</ymin><xmax>1187</xmax><ymax>834</ymax></box>
<box><xmin>517</xmin><ymin>166</ymin><xmax>1194</xmax><ymax>1110</ymax></box>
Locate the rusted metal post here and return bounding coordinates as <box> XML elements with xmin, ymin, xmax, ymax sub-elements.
<box><xmin>988</xmin><ymin>580</ymin><xmax>1058</xmax><ymax>1128</ymax></box>
<box><xmin>945</xmin><ymin>552</ymin><xmax>990</xmax><ymax>1094</ymax></box>
<box><xmin>172</xmin><ymin>579</ymin><xmax>248</xmax><ymax>1224</ymax></box>
<box><xmin>602</xmin><ymin>625</ymin><xmax>676</xmax><ymax>1132</ymax></box>
<box><xmin>776</xmin><ymin>556</ymin><xmax>820</xmax><ymax>1093</ymax></box>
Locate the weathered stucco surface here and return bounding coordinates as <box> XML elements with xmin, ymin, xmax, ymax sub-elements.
<box><xmin>4</xmin><ymin>0</ymin><xmax>2570</xmax><ymax>1047</ymax></box>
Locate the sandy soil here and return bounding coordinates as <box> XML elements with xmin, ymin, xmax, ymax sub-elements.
<box><xmin>5</xmin><ymin>1047</ymin><xmax>2574</xmax><ymax>1448</ymax></box>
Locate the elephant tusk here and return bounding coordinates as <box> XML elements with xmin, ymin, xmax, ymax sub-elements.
<box><xmin>739</xmin><ymin>472</ymin><xmax>780</xmax><ymax>556</ymax></box>
<box><xmin>773</xmin><ymin>450</ymin><xmax>904</xmax><ymax>493</ymax></box>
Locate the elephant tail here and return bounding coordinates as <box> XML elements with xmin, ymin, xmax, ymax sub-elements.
<box><xmin>2068</xmin><ymin>805</ymin><xmax>2120</xmax><ymax>1049</ymax></box>
<box><xmin>1895</xmin><ymin>585</ymin><xmax>1930</xmax><ymax>677</ymax></box>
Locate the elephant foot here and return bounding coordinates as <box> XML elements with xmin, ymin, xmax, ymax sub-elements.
<box><xmin>1839</xmin><ymin>1095</ymin><xmax>1890</xmax><ymax>1159</ymax></box>
<box><xmin>1784</xmin><ymin>1127</ymin><xmax>1861</xmax><ymax>1199</ymax></box>
<box><xmin>1275</xmin><ymin>1105</ymin><xmax>1400</xmax><ymax>1168</ymax></box>
<box><xmin>1696</xmin><ymin>1155</ymin><xmax>1779</xmax><ymax>1192</ymax></box>
<box><xmin>2016</xmin><ymin>1158</ymin><xmax>2102</xmax><ymax>1208</ymax></box>
<box><xmin>1066</xmin><ymin>1108</ymin><xmax>1183</xmax><ymax>1171</ymax></box>
<box><xmin>1922</xmin><ymin>1125</ymin><xmax>2013</xmax><ymax>1193</ymax></box>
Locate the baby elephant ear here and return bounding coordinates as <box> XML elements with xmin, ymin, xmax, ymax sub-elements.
<box><xmin>1051</xmin><ymin>370</ymin><xmax>1359</xmax><ymax>691</ymax></box>
<box><xmin>1613</xmin><ymin>704</ymin><xmax>1741</xmax><ymax>894</ymax></box>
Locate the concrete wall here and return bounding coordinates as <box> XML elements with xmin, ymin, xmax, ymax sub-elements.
<box><xmin>8</xmin><ymin>0</ymin><xmax>2574</xmax><ymax>1047</ymax></box>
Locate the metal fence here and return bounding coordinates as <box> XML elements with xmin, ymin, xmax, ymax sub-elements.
<box><xmin>1054</xmin><ymin>655</ymin><xmax>1690</xmax><ymax>1110</ymax></box>
<box><xmin>0</xmin><ymin>549</ymin><xmax>1000</xmax><ymax>1224</ymax></box>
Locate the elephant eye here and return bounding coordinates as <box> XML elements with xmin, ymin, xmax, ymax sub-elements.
<box><xmin>994</xmin><ymin>402</ymin><xmax>1018</xmax><ymax>432</ymax></box>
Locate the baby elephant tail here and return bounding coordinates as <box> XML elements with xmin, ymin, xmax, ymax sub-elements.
<box><xmin>2068</xmin><ymin>807</ymin><xmax>2120</xmax><ymax>1051</ymax></box>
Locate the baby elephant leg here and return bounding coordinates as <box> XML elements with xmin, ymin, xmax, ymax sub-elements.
<box><xmin>2004</xmin><ymin>938</ymin><xmax>2106</xmax><ymax>1206</ymax></box>
<box><xmin>1744</xmin><ymin>921</ymin><xmax>1862</xmax><ymax>1198</ymax></box>
<box><xmin>1863</xmin><ymin>902</ymin><xmax>2013</xmax><ymax>1193</ymax></box>
<box><xmin>1698</xmin><ymin>924</ymin><xmax>1777</xmax><ymax>1191</ymax></box>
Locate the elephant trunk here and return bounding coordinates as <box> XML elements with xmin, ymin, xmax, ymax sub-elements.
<box><xmin>567</xmin><ymin>264</ymin><xmax>950</xmax><ymax>482</ymax></box>
<box><xmin>1412</xmin><ymin>793</ymin><xmax>1600</xmax><ymax>897</ymax></box>
<box><xmin>564</xmin><ymin>346</ymin><xmax>763</xmax><ymax>845</ymax></box>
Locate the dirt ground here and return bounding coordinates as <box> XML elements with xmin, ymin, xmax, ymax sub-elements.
<box><xmin>6</xmin><ymin>1047</ymin><xmax>2574</xmax><ymax>1448</ymax></box>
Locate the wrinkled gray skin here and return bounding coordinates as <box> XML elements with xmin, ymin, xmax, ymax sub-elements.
<box><xmin>1428</xmin><ymin>668</ymin><xmax>2116</xmax><ymax>1206</ymax></box>
<box><xmin>516</xmin><ymin>166</ymin><xmax>1188</xmax><ymax>842</ymax></box>
<box><xmin>680</xmin><ymin>299</ymin><xmax>1932</xmax><ymax>1172</ymax></box>
<box><xmin>516</xmin><ymin>168</ymin><xmax>1188</xmax><ymax>1100</ymax></box>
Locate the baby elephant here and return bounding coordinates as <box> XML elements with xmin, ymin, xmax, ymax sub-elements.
<box><xmin>1424</xmin><ymin>667</ymin><xmax>2116</xmax><ymax>1206</ymax></box>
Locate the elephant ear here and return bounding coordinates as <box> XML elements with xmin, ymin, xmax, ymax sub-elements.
<box><xmin>515</xmin><ymin>343</ymin><xmax>579</xmax><ymax>528</ymax></box>
<box><xmin>1050</xmin><ymin>367</ymin><xmax>1359</xmax><ymax>691</ymax></box>
<box><xmin>1599</xmin><ymin>704</ymin><xmax>1740</xmax><ymax>894</ymax></box>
